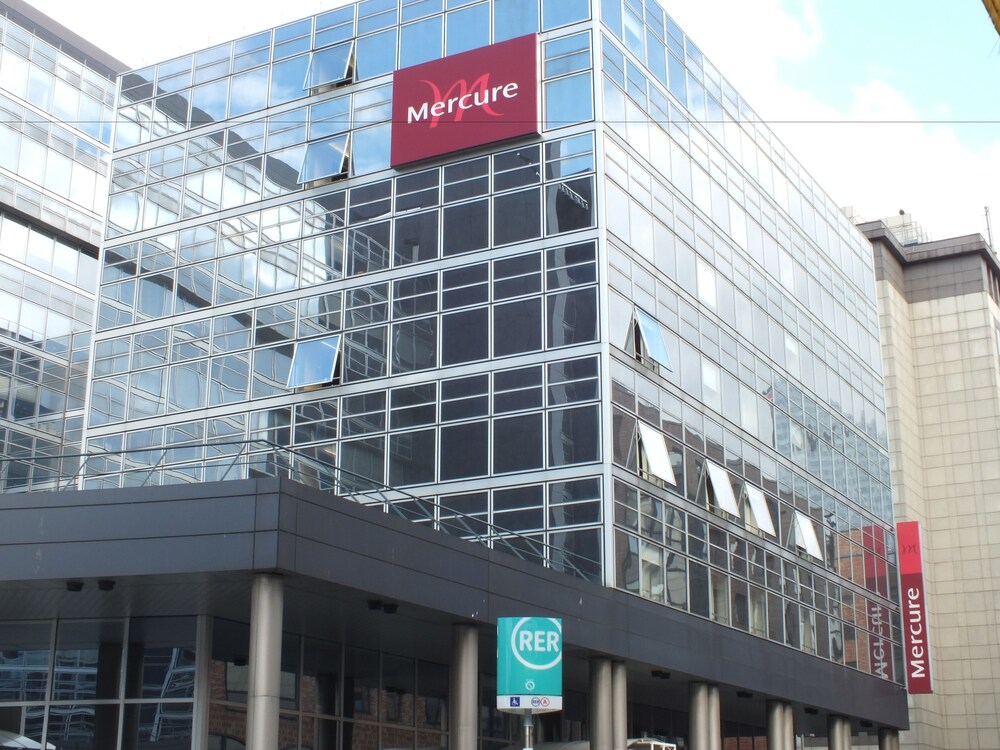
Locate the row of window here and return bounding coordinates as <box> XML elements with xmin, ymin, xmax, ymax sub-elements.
<box><xmin>107</xmin><ymin>132</ymin><xmax>595</xmax><ymax>275</ymax></box>
<box><xmin>612</xmin><ymin>370</ymin><xmax>887</xmax><ymax>572</ymax></box>
<box><xmin>610</xmin><ymin>356</ymin><xmax>892</xmax><ymax>547</ymax></box>
<box><xmin>612</xmin><ymin>407</ymin><xmax>897</xmax><ymax>582</ymax></box>
<box><xmin>90</xmin><ymin>289</ymin><xmax>597</xmax><ymax>420</ymax></box>
<box><xmin>600</xmin><ymin>9</ymin><xmax>875</xmax><ymax>292</ymax></box>
<box><xmin>0</xmin><ymin>212</ymin><xmax>100</xmax><ymax>292</ymax></box>
<box><xmin>114</xmin><ymin>82</ymin><xmax>391</xmax><ymax>182</ymax></box>
<box><xmin>0</xmin><ymin>425</ymin><xmax>85</xmax><ymax>493</ymax></box>
<box><xmin>602</xmin><ymin>83</ymin><xmax>885</xmax><ymax>399</ymax></box>
<box><xmin>603</xmin><ymin>106</ymin><xmax>887</xmax><ymax>448</ymax></box>
<box><xmin>0</xmin><ymin>89</ymin><xmax>109</xmax><ymax>173</ymax></box>
<box><xmin>120</xmin><ymin>0</ymin><xmax>591</xmax><ymax>107</ymax></box>
<box><xmin>615</xmin><ymin>528</ymin><xmax>901</xmax><ymax>682</ymax></box>
<box><xmin>106</xmin><ymin>173</ymin><xmax>595</xmax><ymax>290</ymax></box>
<box><xmin>612</xmin><ymin>289</ymin><xmax>891</xmax><ymax>522</ymax></box>
<box><xmin>0</xmin><ymin>116</ymin><xmax>108</xmax><ymax>222</ymax></box>
<box><xmin>611</xmin><ymin>408</ymin><xmax>897</xmax><ymax>604</ymax></box>
<box><xmin>0</xmin><ymin>27</ymin><xmax>114</xmax><ymax>144</ymax></box>
<box><xmin>96</xmin><ymin>241</ymin><xmax>597</xmax><ymax>381</ymax></box>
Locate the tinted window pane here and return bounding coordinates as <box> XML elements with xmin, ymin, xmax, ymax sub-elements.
<box><xmin>443</xmin><ymin>200</ymin><xmax>488</xmax><ymax>256</ymax></box>
<box><xmin>493</xmin><ymin>188</ymin><xmax>540</xmax><ymax>246</ymax></box>
<box><xmin>347</xmin><ymin>222</ymin><xmax>390</xmax><ymax>276</ymax></box>
<box><xmin>493</xmin><ymin>412</ymin><xmax>543</xmax><ymax>473</ymax></box>
<box><xmin>341</xmin><ymin>437</ymin><xmax>386</xmax><ymax>489</ymax></box>
<box><xmin>270</xmin><ymin>54</ymin><xmax>310</xmax><ymax>106</ymax></box>
<box><xmin>545</xmin><ymin>177</ymin><xmax>594</xmax><ymax>234</ymax></box>
<box><xmin>392</xmin><ymin>318</ymin><xmax>437</xmax><ymax>373</ymax></box>
<box><xmin>494</xmin><ymin>298</ymin><xmax>542</xmax><ymax>357</ymax></box>
<box><xmin>547</xmin><ymin>287</ymin><xmax>597</xmax><ymax>348</ymax></box>
<box><xmin>549</xmin><ymin>405</ymin><xmax>599</xmax><ymax>466</ymax></box>
<box><xmin>441</xmin><ymin>308</ymin><xmax>488</xmax><ymax>365</ymax></box>
<box><xmin>53</xmin><ymin>621</ymin><xmax>124</xmax><ymax>701</ymax></box>
<box><xmin>342</xmin><ymin>327</ymin><xmax>387</xmax><ymax>381</ymax></box>
<box><xmin>394</xmin><ymin>211</ymin><xmax>439</xmax><ymax>265</ymax></box>
<box><xmin>544</xmin><ymin>72</ymin><xmax>593</xmax><ymax>130</ymax></box>
<box><xmin>446</xmin><ymin>3</ymin><xmax>490</xmax><ymax>55</ymax></box>
<box><xmin>389</xmin><ymin>429</ymin><xmax>436</xmax><ymax>486</ymax></box>
<box><xmin>440</xmin><ymin>421</ymin><xmax>488</xmax><ymax>479</ymax></box>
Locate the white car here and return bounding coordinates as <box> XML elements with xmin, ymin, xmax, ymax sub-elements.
<box><xmin>500</xmin><ymin>738</ymin><xmax>677</xmax><ymax>750</ymax></box>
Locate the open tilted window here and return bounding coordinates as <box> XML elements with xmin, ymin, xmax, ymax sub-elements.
<box><xmin>298</xmin><ymin>134</ymin><xmax>350</xmax><ymax>184</ymax></box>
<box><xmin>637</xmin><ymin>421</ymin><xmax>675</xmax><ymax>485</ymax></box>
<box><xmin>634</xmin><ymin>308</ymin><xmax>672</xmax><ymax>370</ymax></box>
<box><xmin>791</xmin><ymin>511</ymin><xmax>823</xmax><ymax>561</ymax></box>
<box><xmin>287</xmin><ymin>335</ymin><xmax>341</xmax><ymax>388</ymax></box>
<box><xmin>743</xmin><ymin>484</ymin><xmax>776</xmax><ymax>537</ymax></box>
<box><xmin>303</xmin><ymin>40</ymin><xmax>354</xmax><ymax>90</ymax></box>
<box><xmin>705</xmin><ymin>461</ymin><xmax>739</xmax><ymax>517</ymax></box>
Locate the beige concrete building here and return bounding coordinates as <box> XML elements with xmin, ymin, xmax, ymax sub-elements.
<box><xmin>862</xmin><ymin>220</ymin><xmax>1000</xmax><ymax>750</ymax></box>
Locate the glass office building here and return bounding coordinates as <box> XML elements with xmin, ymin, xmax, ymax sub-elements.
<box><xmin>0</xmin><ymin>2</ymin><xmax>119</xmax><ymax>490</ymax></box>
<box><xmin>0</xmin><ymin>1</ymin><xmax>908</xmax><ymax>748</ymax></box>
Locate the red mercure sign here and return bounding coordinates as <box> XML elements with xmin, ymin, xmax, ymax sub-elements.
<box><xmin>897</xmin><ymin>521</ymin><xmax>932</xmax><ymax>694</ymax></box>
<box><xmin>390</xmin><ymin>35</ymin><xmax>539</xmax><ymax>167</ymax></box>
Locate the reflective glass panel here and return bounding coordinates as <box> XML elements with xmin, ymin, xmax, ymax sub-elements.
<box><xmin>446</xmin><ymin>3</ymin><xmax>490</xmax><ymax>55</ymax></box>
<box><xmin>400</xmin><ymin>16</ymin><xmax>443</xmax><ymax>67</ymax></box>
<box><xmin>0</xmin><ymin>622</ymin><xmax>50</xmax><ymax>701</ymax></box>
<box><xmin>494</xmin><ymin>0</ymin><xmax>539</xmax><ymax>40</ymax></box>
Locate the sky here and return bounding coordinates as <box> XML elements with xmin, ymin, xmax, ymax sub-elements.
<box><xmin>30</xmin><ymin>0</ymin><xmax>1000</xmax><ymax>241</ymax></box>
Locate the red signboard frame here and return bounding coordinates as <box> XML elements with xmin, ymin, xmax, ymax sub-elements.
<box><xmin>390</xmin><ymin>35</ymin><xmax>539</xmax><ymax>167</ymax></box>
<box><xmin>897</xmin><ymin>521</ymin><xmax>932</xmax><ymax>693</ymax></box>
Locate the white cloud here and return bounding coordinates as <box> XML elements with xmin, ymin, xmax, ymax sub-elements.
<box><xmin>667</xmin><ymin>0</ymin><xmax>1000</xmax><ymax>242</ymax></box>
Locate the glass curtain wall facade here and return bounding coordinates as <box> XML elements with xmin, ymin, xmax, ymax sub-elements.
<box><xmin>85</xmin><ymin>0</ymin><xmax>901</xmax><ymax>700</ymax></box>
<box><xmin>0</xmin><ymin>4</ymin><xmax>118</xmax><ymax>491</ymax></box>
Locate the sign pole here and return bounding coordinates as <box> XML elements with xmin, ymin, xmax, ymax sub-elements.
<box><xmin>522</xmin><ymin>710</ymin><xmax>533</xmax><ymax>750</ymax></box>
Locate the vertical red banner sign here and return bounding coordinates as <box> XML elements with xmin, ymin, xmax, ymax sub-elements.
<box><xmin>390</xmin><ymin>35</ymin><xmax>539</xmax><ymax>167</ymax></box>
<box><xmin>897</xmin><ymin>521</ymin><xmax>932</xmax><ymax>693</ymax></box>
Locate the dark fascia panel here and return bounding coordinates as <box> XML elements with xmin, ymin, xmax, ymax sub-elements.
<box><xmin>0</xmin><ymin>476</ymin><xmax>909</xmax><ymax>728</ymax></box>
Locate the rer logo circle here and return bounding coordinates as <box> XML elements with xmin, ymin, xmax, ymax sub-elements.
<box><xmin>509</xmin><ymin>617</ymin><xmax>562</xmax><ymax>671</ymax></box>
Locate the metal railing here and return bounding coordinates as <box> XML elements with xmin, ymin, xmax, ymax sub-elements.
<box><xmin>0</xmin><ymin>440</ymin><xmax>601</xmax><ymax>582</ymax></box>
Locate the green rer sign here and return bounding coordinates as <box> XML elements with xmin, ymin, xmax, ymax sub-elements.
<box><xmin>497</xmin><ymin>617</ymin><xmax>563</xmax><ymax>713</ymax></box>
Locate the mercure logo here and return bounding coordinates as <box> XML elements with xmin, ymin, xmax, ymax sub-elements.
<box><xmin>391</xmin><ymin>35</ymin><xmax>539</xmax><ymax>167</ymax></box>
<box><xmin>406</xmin><ymin>74</ymin><xmax>519</xmax><ymax>126</ymax></box>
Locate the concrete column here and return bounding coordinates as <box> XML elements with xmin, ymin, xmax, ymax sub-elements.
<box><xmin>246</xmin><ymin>574</ymin><xmax>283</xmax><ymax>750</ymax></box>
<box><xmin>590</xmin><ymin>657</ymin><xmax>613</xmax><ymax>750</ymax></box>
<box><xmin>706</xmin><ymin>684</ymin><xmax>721</xmax><ymax>750</ymax></box>
<box><xmin>782</xmin><ymin>703</ymin><xmax>794</xmax><ymax>749</ymax></box>
<box><xmin>611</xmin><ymin>661</ymin><xmax>628</xmax><ymax>750</ymax></box>
<box><xmin>878</xmin><ymin>727</ymin><xmax>899</xmax><ymax>750</ymax></box>
<box><xmin>450</xmin><ymin>624</ymin><xmax>479</xmax><ymax>750</ymax></box>
<box><xmin>688</xmin><ymin>682</ymin><xmax>713</xmax><ymax>750</ymax></box>
<box><xmin>827</xmin><ymin>715</ymin><xmax>853</xmax><ymax>750</ymax></box>
<box><xmin>767</xmin><ymin>701</ymin><xmax>787</xmax><ymax>750</ymax></box>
